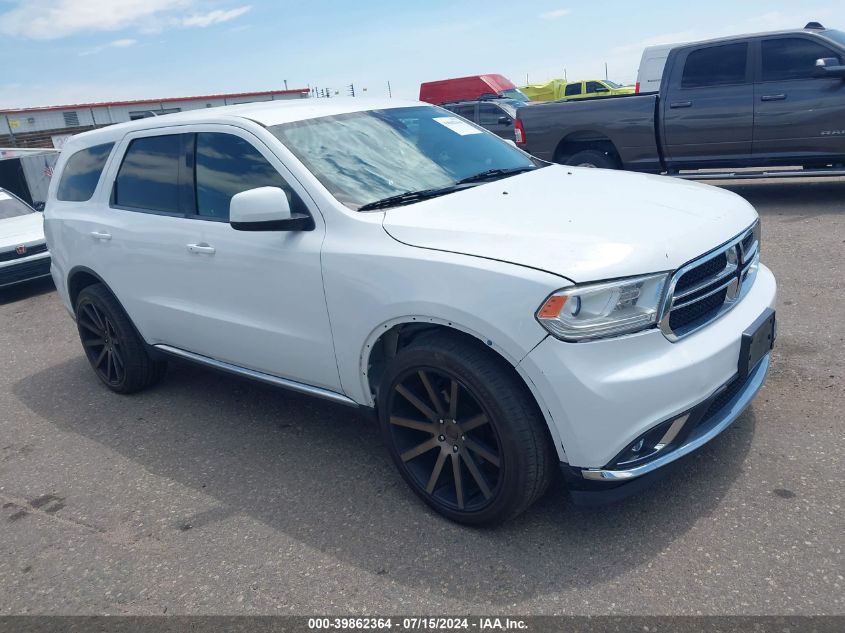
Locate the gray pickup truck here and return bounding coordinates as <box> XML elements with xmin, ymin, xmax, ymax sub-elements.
<box><xmin>516</xmin><ymin>24</ymin><xmax>845</xmax><ymax>175</ymax></box>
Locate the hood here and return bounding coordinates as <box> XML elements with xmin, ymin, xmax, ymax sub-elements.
<box><xmin>382</xmin><ymin>165</ymin><xmax>757</xmax><ymax>283</ymax></box>
<box><xmin>0</xmin><ymin>213</ymin><xmax>45</xmax><ymax>251</ymax></box>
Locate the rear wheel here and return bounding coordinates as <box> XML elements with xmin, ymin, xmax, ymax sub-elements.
<box><xmin>565</xmin><ymin>149</ymin><xmax>620</xmax><ymax>169</ymax></box>
<box><xmin>378</xmin><ymin>332</ymin><xmax>555</xmax><ymax>525</ymax></box>
<box><xmin>75</xmin><ymin>284</ymin><xmax>166</xmax><ymax>394</ymax></box>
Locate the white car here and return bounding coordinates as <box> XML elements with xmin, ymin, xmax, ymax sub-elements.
<box><xmin>0</xmin><ymin>187</ymin><xmax>51</xmax><ymax>289</ymax></box>
<box><xmin>44</xmin><ymin>99</ymin><xmax>776</xmax><ymax>525</ymax></box>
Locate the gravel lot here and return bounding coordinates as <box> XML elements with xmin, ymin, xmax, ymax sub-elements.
<box><xmin>0</xmin><ymin>178</ymin><xmax>842</xmax><ymax>615</ymax></box>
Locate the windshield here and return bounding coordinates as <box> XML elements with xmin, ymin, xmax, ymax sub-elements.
<box><xmin>603</xmin><ymin>80</ymin><xmax>622</xmax><ymax>88</ymax></box>
<box><xmin>271</xmin><ymin>106</ymin><xmax>538</xmax><ymax>210</ymax></box>
<box><xmin>821</xmin><ymin>29</ymin><xmax>845</xmax><ymax>48</ymax></box>
<box><xmin>0</xmin><ymin>191</ymin><xmax>35</xmax><ymax>220</ymax></box>
<box><xmin>500</xmin><ymin>88</ymin><xmax>530</xmax><ymax>102</ymax></box>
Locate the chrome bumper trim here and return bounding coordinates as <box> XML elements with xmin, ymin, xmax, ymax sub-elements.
<box><xmin>582</xmin><ymin>354</ymin><xmax>770</xmax><ymax>482</ymax></box>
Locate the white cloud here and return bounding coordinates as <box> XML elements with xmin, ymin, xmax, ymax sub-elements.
<box><xmin>181</xmin><ymin>6</ymin><xmax>252</xmax><ymax>28</ymax></box>
<box><xmin>539</xmin><ymin>9</ymin><xmax>571</xmax><ymax>21</ymax></box>
<box><xmin>110</xmin><ymin>38</ymin><xmax>138</xmax><ymax>48</ymax></box>
<box><xmin>0</xmin><ymin>1</ymin><xmax>251</xmax><ymax>40</ymax></box>
<box><xmin>79</xmin><ymin>38</ymin><xmax>139</xmax><ymax>56</ymax></box>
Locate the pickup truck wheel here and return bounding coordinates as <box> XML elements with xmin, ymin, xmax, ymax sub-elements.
<box><xmin>565</xmin><ymin>149</ymin><xmax>619</xmax><ymax>169</ymax></box>
<box><xmin>75</xmin><ymin>284</ymin><xmax>166</xmax><ymax>394</ymax></box>
<box><xmin>378</xmin><ymin>333</ymin><xmax>554</xmax><ymax>525</ymax></box>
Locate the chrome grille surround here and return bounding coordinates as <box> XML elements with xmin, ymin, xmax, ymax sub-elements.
<box><xmin>658</xmin><ymin>221</ymin><xmax>760</xmax><ymax>342</ymax></box>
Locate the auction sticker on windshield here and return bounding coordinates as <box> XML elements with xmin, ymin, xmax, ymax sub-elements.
<box><xmin>433</xmin><ymin>116</ymin><xmax>482</xmax><ymax>135</ymax></box>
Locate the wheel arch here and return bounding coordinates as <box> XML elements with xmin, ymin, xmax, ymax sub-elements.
<box><xmin>553</xmin><ymin>130</ymin><xmax>620</xmax><ymax>165</ymax></box>
<box><xmin>67</xmin><ymin>266</ymin><xmax>112</xmax><ymax>309</ymax></box>
<box><xmin>360</xmin><ymin>316</ymin><xmax>567</xmax><ymax>462</ymax></box>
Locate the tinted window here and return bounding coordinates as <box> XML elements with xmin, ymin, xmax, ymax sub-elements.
<box><xmin>564</xmin><ymin>83</ymin><xmax>582</xmax><ymax>96</ymax></box>
<box><xmin>114</xmin><ymin>135</ymin><xmax>185</xmax><ymax>213</ymax></box>
<box><xmin>447</xmin><ymin>104</ymin><xmax>476</xmax><ymax>120</ymax></box>
<box><xmin>681</xmin><ymin>43</ymin><xmax>748</xmax><ymax>88</ymax></box>
<box><xmin>195</xmin><ymin>133</ymin><xmax>304</xmax><ymax>221</ymax></box>
<box><xmin>762</xmin><ymin>37</ymin><xmax>841</xmax><ymax>81</ymax></box>
<box><xmin>586</xmin><ymin>81</ymin><xmax>606</xmax><ymax>92</ymax></box>
<box><xmin>57</xmin><ymin>143</ymin><xmax>113</xmax><ymax>202</ymax></box>
<box><xmin>478</xmin><ymin>103</ymin><xmax>507</xmax><ymax>125</ymax></box>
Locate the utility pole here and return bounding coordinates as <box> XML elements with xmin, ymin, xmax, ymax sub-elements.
<box><xmin>605</xmin><ymin>62</ymin><xmax>608</xmax><ymax>80</ymax></box>
<box><xmin>387</xmin><ymin>81</ymin><xmax>392</xmax><ymax>97</ymax></box>
<box><xmin>284</xmin><ymin>79</ymin><xmax>288</xmax><ymax>90</ymax></box>
<box><xmin>348</xmin><ymin>83</ymin><xmax>355</xmax><ymax>97</ymax></box>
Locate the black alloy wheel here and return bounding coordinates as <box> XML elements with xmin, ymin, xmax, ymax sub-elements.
<box><xmin>74</xmin><ymin>283</ymin><xmax>166</xmax><ymax>394</ymax></box>
<box><xmin>378</xmin><ymin>332</ymin><xmax>555</xmax><ymax>525</ymax></box>
<box><xmin>77</xmin><ymin>298</ymin><xmax>125</xmax><ymax>387</ymax></box>
<box><xmin>386</xmin><ymin>367</ymin><xmax>503</xmax><ymax>513</ymax></box>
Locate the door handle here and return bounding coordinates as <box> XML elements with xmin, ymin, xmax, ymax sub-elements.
<box><xmin>669</xmin><ymin>101</ymin><xmax>692</xmax><ymax>108</ymax></box>
<box><xmin>90</xmin><ymin>231</ymin><xmax>112</xmax><ymax>241</ymax></box>
<box><xmin>187</xmin><ymin>243</ymin><xmax>216</xmax><ymax>255</ymax></box>
<box><xmin>761</xmin><ymin>94</ymin><xmax>786</xmax><ymax>101</ymax></box>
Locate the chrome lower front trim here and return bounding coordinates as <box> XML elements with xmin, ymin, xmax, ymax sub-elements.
<box><xmin>582</xmin><ymin>353</ymin><xmax>770</xmax><ymax>482</ymax></box>
<box><xmin>154</xmin><ymin>344</ymin><xmax>359</xmax><ymax>408</ymax></box>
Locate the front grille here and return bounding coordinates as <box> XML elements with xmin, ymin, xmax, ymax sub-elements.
<box><xmin>0</xmin><ymin>243</ymin><xmax>48</xmax><ymax>263</ymax></box>
<box><xmin>660</xmin><ymin>222</ymin><xmax>759</xmax><ymax>341</ymax></box>
<box><xmin>0</xmin><ymin>257</ymin><xmax>52</xmax><ymax>287</ymax></box>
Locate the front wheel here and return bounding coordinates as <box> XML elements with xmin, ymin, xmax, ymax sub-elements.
<box><xmin>377</xmin><ymin>332</ymin><xmax>555</xmax><ymax>525</ymax></box>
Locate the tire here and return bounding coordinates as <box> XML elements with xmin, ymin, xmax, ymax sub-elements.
<box><xmin>75</xmin><ymin>283</ymin><xmax>166</xmax><ymax>394</ymax></box>
<box><xmin>564</xmin><ymin>149</ymin><xmax>619</xmax><ymax>169</ymax></box>
<box><xmin>377</xmin><ymin>331</ymin><xmax>555</xmax><ymax>525</ymax></box>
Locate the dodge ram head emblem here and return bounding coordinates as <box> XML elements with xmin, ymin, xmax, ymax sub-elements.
<box><xmin>15</xmin><ymin>244</ymin><xmax>27</xmax><ymax>255</ymax></box>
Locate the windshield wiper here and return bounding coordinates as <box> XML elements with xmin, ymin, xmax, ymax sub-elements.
<box><xmin>454</xmin><ymin>166</ymin><xmax>537</xmax><ymax>185</ymax></box>
<box><xmin>358</xmin><ymin>185</ymin><xmax>461</xmax><ymax>211</ymax></box>
<box><xmin>358</xmin><ymin>166</ymin><xmax>538</xmax><ymax>211</ymax></box>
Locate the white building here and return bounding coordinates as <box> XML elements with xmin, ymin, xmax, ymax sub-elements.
<box><xmin>1</xmin><ymin>88</ymin><xmax>310</xmax><ymax>149</ymax></box>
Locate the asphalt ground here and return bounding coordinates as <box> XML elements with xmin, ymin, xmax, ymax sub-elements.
<box><xmin>0</xmin><ymin>178</ymin><xmax>842</xmax><ymax>615</ymax></box>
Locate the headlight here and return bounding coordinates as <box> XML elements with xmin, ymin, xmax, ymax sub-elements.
<box><xmin>536</xmin><ymin>272</ymin><xmax>669</xmax><ymax>342</ymax></box>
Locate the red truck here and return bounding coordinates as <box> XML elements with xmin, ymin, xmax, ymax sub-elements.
<box><xmin>419</xmin><ymin>74</ymin><xmax>529</xmax><ymax>104</ymax></box>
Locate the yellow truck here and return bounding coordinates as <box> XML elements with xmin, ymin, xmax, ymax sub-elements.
<box><xmin>521</xmin><ymin>79</ymin><xmax>634</xmax><ymax>102</ymax></box>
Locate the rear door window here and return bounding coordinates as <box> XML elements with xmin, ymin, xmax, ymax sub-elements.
<box><xmin>113</xmin><ymin>134</ymin><xmax>190</xmax><ymax>214</ymax></box>
<box><xmin>194</xmin><ymin>132</ymin><xmax>306</xmax><ymax>221</ymax></box>
<box><xmin>761</xmin><ymin>37</ymin><xmax>841</xmax><ymax>81</ymax></box>
<box><xmin>57</xmin><ymin>143</ymin><xmax>114</xmax><ymax>202</ymax></box>
<box><xmin>585</xmin><ymin>81</ymin><xmax>605</xmax><ymax>92</ymax></box>
<box><xmin>681</xmin><ymin>43</ymin><xmax>748</xmax><ymax>88</ymax></box>
<box><xmin>447</xmin><ymin>104</ymin><xmax>477</xmax><ymax>121</ymax></box>
<box><xmin>564</xmin><ymin>83</ymin><xmax>582</xmax><ymax>96</ymax></box>
<box><xmin>477</xmin><ymin>103</ymin><xmax>507</xmax><ymax>125</ymax></box>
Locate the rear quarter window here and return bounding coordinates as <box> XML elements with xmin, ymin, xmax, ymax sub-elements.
<box><xmin>56</xmin><ymin>143</ymin><xmax>114</xmax><ymax>202</ymax></box>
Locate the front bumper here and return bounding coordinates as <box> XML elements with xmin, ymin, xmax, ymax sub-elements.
<box><xmin>519</xmin><ymin>263</ymin><xmax>777</xmax><ymax>469</ymax></box>
<box><xmin>0</xmin><ymin>253</ymin><xmax>52</xmax><ymax>288</ymax></box>
<box><xmin>581</xmin><ymin>352</ymin><xmax>769</xmax><ymax>481</ymax></box>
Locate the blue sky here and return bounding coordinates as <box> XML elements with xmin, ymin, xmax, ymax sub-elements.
<box><xmin>2</xmin><ymin>0</ymin><xmax>844</xmax><ymax>108</ymax></box>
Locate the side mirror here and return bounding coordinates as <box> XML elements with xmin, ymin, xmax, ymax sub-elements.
<box><xmin>229</xmin><ymin>186</ymin><xmax>314</xmax><ymax>232</ymax></box>
<box><xmin>498</xmin><ymin>116</ymin><xmax>513</xmax><ymax>125</ymax></box>
<box><xmin>814</xmin><ymin>57</ymin><xmax>845</xmax><ymax>78</ymax></box>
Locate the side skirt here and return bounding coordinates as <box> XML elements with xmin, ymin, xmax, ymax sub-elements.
<box><xmin>154</xmin><ymin>344</ymin><xmax>360</xmax><ymax>408</ymax></box>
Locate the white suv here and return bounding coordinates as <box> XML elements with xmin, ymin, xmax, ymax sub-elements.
<box><xmin>44</xmin><ymin>99</ymin><xmax>776</xmax><ymax>525</ymax></box>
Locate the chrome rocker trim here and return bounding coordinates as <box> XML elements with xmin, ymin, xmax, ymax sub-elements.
<box><xmin>154</xmin><ymin>344</ymin><xmax>359</xmax><ymax>407</ymax></box>
<box><xmin>582</xmin><ymin>353</ymin><xmax>770</xmax><ymax>482</ymax></box>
